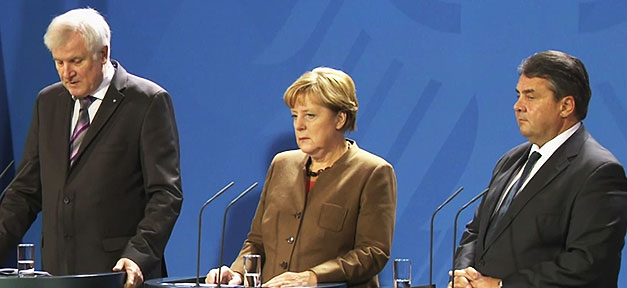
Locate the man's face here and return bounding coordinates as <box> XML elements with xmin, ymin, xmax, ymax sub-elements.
<box><xmin>50</xmin><ymin>32</ymin><xmax>107</xmax><ymax>99</ymax></box>
<box><xmin>514</xmin><ymin>75</ymin><xmax>568</xmax><ymax>147</ymax></box>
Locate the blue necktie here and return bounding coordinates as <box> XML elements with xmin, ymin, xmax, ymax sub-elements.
<box><xmin>485</xmin><ymin>151</ymin><xmax>542</xmax><ymax>243</ymax></box>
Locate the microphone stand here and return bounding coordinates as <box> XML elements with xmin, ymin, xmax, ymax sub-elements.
<box><xmin>196</xmin><ymin>181</ymin><xmax>235</xmax><ymax>287</ymax></box>
<box><xmin>424</xmin><ymin>186</ymin><xmax>463</xmax><ymax>288</ymax></box>
<box><xmin>217</xmin><ymin>182</ymin><xmax>258</xmax><ymax>288</ymax></box>
<box><xmin>0</xmin><ymin>160</ymin><xmax>14</xmax><ymax>182</ymax></box>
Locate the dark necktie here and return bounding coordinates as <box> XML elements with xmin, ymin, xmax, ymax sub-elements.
<box><xmin>69</xmin><ymin>96</ymin><xmax>95</xmax><ymax>166</ymax></box>
<box><xmin>485</xmin><ymin>151</ymin><xmax>542</xmax><ymax>243</ymax></box>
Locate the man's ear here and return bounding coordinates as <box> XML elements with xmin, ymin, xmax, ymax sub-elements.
<box><xmin>99</xmin><ymin>45</ymin><xmax>109</xmax><ymax>64</ymax></box>
<box><xmin>560</xmin><ymin>95</ymin><xmax>575</xmax><ymax>118</ymax></box>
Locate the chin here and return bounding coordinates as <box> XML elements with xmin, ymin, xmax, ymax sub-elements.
<box><xmin>298</xmin><ymin>146</ymin><xmax>314</xmax><ymax>155</ymax></box>
<box><xmin>67</xmin><ymin>89</ymin><xmax>85</xmax><ymax>97</ymax></box>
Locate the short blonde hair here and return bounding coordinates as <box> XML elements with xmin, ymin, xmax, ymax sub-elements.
<box><xmin>283</xmin><ymin>67</ymin><xmax>359</xmax><ymax>132</ymax></box>
<box><xmin>43</xmin><ymin>8</ymin><xmax>111</xmax><ymax>60</ymax></box>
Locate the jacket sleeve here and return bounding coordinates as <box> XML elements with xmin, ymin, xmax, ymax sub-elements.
<box><xmin>0</xmin><ymin>96</ymin><xmax>43</xmax><ymax>259</ymax></box>
<box><xmin>310</xmin><ymin>163</ymin><xmax>397</xmax><ymax>285</ymax></box>
<box><xmin>121</xmin><ymin>91</ymin><xmax>183</xmax><ymax>275</ymax></box>
<box><xmin>454</xmin><ymin>203</ymin><xmax>481</xmax><ymax>269</ymax></box>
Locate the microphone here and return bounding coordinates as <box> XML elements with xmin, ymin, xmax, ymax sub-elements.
<box><xmin>196</xmin><ymin>181</ymin><xmax>235</xmax><ymax>287</ymax></box>
<box><xmin>417</xmin><ymin>186</ymin><xmax>464</xmax><ymax>288</ymax></box>
<box><xmin>450</xmin><ymin>188</ymin><xmax>488</xmax><ymax>288</ymax></box>
<box><xmin>0</xmin><ymin>160</ymin><xmax>14</xmax><ymax>182</ymax></box>
<box><xmin>217</xmin><ymin>182</ymin><xmax>258</xmax><ymax>288</ymax></box>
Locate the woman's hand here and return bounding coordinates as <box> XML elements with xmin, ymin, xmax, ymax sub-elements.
<box><xmin>205</xmin><ymin>266</ymin><xmax>243</xmax><ymax>285</ymax></box>
<box><xmin>263</xmin><ymin>271</ymin><xmax>317</xmax><ymax>287</ymax></box>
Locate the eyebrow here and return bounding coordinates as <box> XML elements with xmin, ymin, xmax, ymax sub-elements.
<box><xmin>516</xmin><ymin>88</ymin><xmax>535</xmax><ymax>94</ymax></box>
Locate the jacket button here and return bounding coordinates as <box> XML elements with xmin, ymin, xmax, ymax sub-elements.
<box><xmin>287</xmin><ymin>236</ymin><xmax>295</xmax><ymax>244</ymax></box>
<box><xmin>63</xmin><ymin>197</ymin><xmax>70</xmax><ymax>204</ymax></box>
<box><xmin>280</xmin><ymin>261</ymin><xmax>288</xmax><ymax>269</ymax></box>
<box><xmin>294</xmin><ymin>212</ymin><xmax>302</xmax><ymax>219</ymax></box>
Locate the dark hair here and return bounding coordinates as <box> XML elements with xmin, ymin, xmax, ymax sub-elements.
<box><xmin>518</xmin><ymin>50</ymin><xmax>591</xmax><ymax>120</ymax></box>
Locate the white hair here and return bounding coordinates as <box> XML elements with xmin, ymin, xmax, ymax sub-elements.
<box><xmin>43</xmin><ymin>8</ymin><xmax>110</xmax><ymax>59</ymax></box>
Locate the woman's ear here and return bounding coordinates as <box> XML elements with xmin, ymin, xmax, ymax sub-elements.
<box><xmin>336</xmin><ymin>111</ymin><xmax>347</xmax><ymax>130</ymax></box>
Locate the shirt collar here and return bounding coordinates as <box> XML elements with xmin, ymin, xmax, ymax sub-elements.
<box><xmin>531</xmin><ymin>122</ymin><xmax>581</xmax><ymax>158</ymax></box>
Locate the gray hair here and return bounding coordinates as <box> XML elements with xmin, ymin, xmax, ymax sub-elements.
<box><xmin>43</xmin><ymin>8</ymin><xmax>111</xmax><ymax>60</ymax></box>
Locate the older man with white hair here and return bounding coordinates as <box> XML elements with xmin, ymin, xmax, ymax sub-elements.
<box><xmin>0</xmin><ymin>8</ymin><xmax>183</xmax><ymax>288</ymax></box>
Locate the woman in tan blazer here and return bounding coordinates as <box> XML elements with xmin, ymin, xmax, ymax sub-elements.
<box><xmin>207</xmin><ymin>67</ymin><xmax>397</xmax><ymax>287</ymax></box>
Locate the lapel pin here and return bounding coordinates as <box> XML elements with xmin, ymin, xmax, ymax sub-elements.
<box><xmin>113</xmin><ymin>99</ymin><xmax>117</xmax><ymax>103</ymax></box>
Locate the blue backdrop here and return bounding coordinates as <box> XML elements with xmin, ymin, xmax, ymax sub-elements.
<box><xmin>1</xmin><ymin>1</ymin><xmax>627</xmax><ymax>287</ymax></box>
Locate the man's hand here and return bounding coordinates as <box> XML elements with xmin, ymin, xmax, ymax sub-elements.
<box><xmin>263</xmin><ymin>271</ymin><xmax>317</xmax><ymax>287</ymax></box>
<box><xmin>448</xmin><ymin>267</ymin><xmax>501</xmax><ymax>288</ymax></box>
<box><xmin>113</xmin><ymin>258</ymin><xmax>144</xmax><ymax>288</ymax></box>
<box><xmin>448</xmin><ymin>268</ymin><xmax>473</xmax><ymax>288</ymax></box>
<box><xmin>205</xmin><ymin>266</ymin><xmax>243</xmax><ymax>285</ymax></box>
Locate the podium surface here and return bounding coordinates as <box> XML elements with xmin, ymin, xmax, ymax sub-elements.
<box><xmin>145</xmin><ymin>277</ymin><xmax>346</xmax><ymax>288</ymax></box>
<box><xmin>0</xmin><ymin>271</ymin><xmax>125</xmax><ymax>288</ymax></box>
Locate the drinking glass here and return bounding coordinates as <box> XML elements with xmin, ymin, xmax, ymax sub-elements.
<box><xmin>393</xmin><ymin>258</ymin><xmax>411</xmax><ymax>288</ymax></box>
<box><xmin>17</xmin><ymin>243</ymin><xmax>35</xmax><ymax>277</ymax></box>
<box><xmin>243</xmin><ymin>254</ymin><xmax>261</xmax><ymax>288</ymax></box>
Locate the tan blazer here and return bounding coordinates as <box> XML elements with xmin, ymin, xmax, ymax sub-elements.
<box><xmin>231</xmin><ymin>140</ymin><xmax>397</xmax><ymax>287</ymax></box>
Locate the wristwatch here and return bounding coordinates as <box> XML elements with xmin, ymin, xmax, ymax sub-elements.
<box><xmin>498</xmin><ymin>280</ymin><xmax>503</xmax><ymax>287</ymax></box>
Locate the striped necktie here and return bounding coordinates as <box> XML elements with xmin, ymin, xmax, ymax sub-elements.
<box><xmin>69</xmin><ymin>96</ymin><xmax>95</xmax><ymax>166</ymax></box>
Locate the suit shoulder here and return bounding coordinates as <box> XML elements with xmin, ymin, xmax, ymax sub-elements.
<box><xmin>491</xmin><ymin>142</ymin><xmax>531</xmax><ymax>173</ymax></box>
<box><xmin>351</xmin><ymin>146</ymin><xmax>394</xmax><ymax>170</ymax></box>
<box><xmin>124</xmin><ymin>73</ymin><xmax>169</xmax><ymax>98</ymax></box>
<box><xmin>503</xmin><ymin>142</ymin><xmax>531</xmax><ymax>158</ymax></box>
<box><xmin>38</xmin><ymin>82</ymin><xmax>66</xmax><ymax>98</ymax></box>
<box><xmin>580</xmin><ymin>136</ymin><xmax>624</xmax><ymax>167</ymax></box>
<box><xmin>272</xmin><ymin>149</ymin><xmax>306</xmax><ymax>165</ymax></box>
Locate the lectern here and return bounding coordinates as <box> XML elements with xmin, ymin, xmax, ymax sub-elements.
<box><xmin>0</xmin><ymin>271</ymin><xmax>125</xmax><ymax>288</ymax></box>
<box><xmin>145</xmin><ymin>277</ymin><xmax>347</xmax><ymax>288</ymax></box>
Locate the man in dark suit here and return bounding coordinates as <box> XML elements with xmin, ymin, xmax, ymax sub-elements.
<box><xmin>0</xmin><ymin>8</ymin><xmax>182</xmax><ymax>287</ymax></box>
<box><xmin>451</xmin><ymin>50</ymin><xmax>627</xmax><ymax>287</ymax></box>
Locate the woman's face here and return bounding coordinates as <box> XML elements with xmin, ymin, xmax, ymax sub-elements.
<box><xmin>291</xmin><ymin>95</ymin><xmax>345</xmax><ymax>158</ymax></box>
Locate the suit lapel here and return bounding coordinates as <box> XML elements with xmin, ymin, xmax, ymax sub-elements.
<box><xmin>71</xmin><ymin>61</ymin><xmax>127</xmax><ymax>168</ymax></box>
<box><xmin>54</xmin><ymin>90</ymin><xmax>73</xmax><ymax>173</ymax></box>
<box><xmin>479</xmin><ymin>150</ymin><xmax>528</xmax><ymax>249</ymax></box>
<box><xmin>481</xmin><ymin>126</ymin><xmax>587</xmax><ymax>251</ymax></box>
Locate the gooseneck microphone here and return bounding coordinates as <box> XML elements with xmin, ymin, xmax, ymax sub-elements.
<box><xmin>424</xmin><ymin>186</ymin><xmax>464</xmax><ymax>288</ymax></box>
<box><xmin>451</xmin><ymin>188</ymin><xmax>488</xmax><ymax>288</ymax></box>
<box><xmin>196</xmin><ymin>181</ymin><xmax>235</xmax><ymax>287</ymax></box>
<box><xmin>217</xmin><ymin>182</ymin><xmax>258</xmax><ymax>288</ymax></box>
<box><xmin>0</xmin><ymin>160</ymin><xmax>14</xmax><ymax>182</ymax></box>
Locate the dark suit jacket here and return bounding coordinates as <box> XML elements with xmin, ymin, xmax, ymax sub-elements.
<box><xmin>455</xmin><ymin>125</ymin><xmax>627</xmax><ymax>287</ymax></box>
<box><xmin>0</xmin><ymin>61</ymin><xmax>183</xmax><ymax>279</ymax></box>
<box><xmin>231</xmin><ymin>141</ymin><xmax>397</xmax><ymax>287</ymax></box>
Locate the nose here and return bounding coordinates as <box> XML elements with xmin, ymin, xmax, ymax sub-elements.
<box><xmin>60</xmin><ymin>65</ymin><xmax>75</xmax><ymax>80</ymax></box>
<box><xmin>294</xmin><ymin>116</ymin><xmax>305</xmax><ymax>131</ymax></box>
<box><xmin>513</xmin><ymin>98</ymin><xmax>523</xmax><ymax>112</ymax></box>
